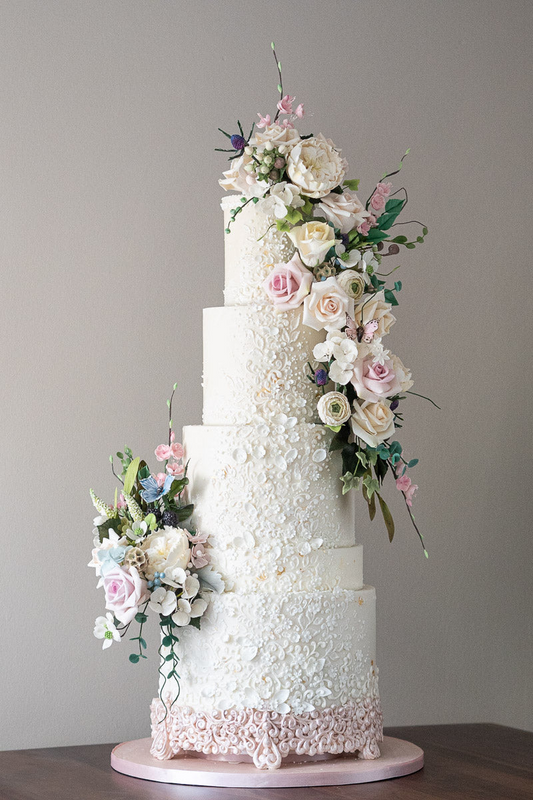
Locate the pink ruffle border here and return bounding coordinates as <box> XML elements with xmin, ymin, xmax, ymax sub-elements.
<box><xmin>150</xmin><ymin>696</ymin><xmax>383</xmax><ymax>771</ymax></box>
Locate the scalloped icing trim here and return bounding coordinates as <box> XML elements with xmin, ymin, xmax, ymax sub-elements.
<box><xmin>150</xmin><ymin>696</ymin><xmax>383</xmax><ymax>770</ymax></box>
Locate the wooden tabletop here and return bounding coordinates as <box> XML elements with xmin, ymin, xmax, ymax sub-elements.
<box><xmin>1</xmin><ymin>723</ymin><xmax>532</xmax><ymax>799</ymax></box>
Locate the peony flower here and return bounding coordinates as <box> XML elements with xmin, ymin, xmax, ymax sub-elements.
<box><xmin>263</xmin><ymin>252</ymin><xmax>313</xmax><ymax>311</ymax></box>
<box><xmin>350</xmin><ymin>400</ymin><xmax>395</xmax><ymax>447</ymax></box>
<box><xmin>315</xmin><ymin>190</ymin><xmax>371</xmax><ymax>234</ymax></box>
<box><xmin>287</xmin><ymin>220</ymin><xmax>340</xmax><ymax>268</ymax></box>
<box><xmin>256</xmin><ymin>112</ymin><xmax>271</xmax><ymax>129</ymax></box>
<box><xmin>269</xmin><ymin>181</ymin><xmax>305</xmax><ymax>219</ymax></box>
<box><xmin>101</xmin><ymin>565</ymin><xmax>149</xmax><ymax>625</ymax></box>
<box><xmin>336</xmin><ymin>269</ymin><xmax>366</xmax><ymax>301</ymax></box>
<box><xmin>148</xmin><ymin>587</ymin><xmax>177</xmax><ymax>616</ymax></box>
<box><xmin>354</xmin><ymin>291</ymin><xmax>396</xmax><ymax>339</ymax></box>
<box><xmin>351</xmin><ymin>355</ymin><xmax>401</xmax><ymax>402</ymax></box>
<box><xmin>303</xmin><ymin>277</ymin><xmax>354</xmax><ymax>331</ymax></box>
<box><xmin>142</xmin><ymin>527</ymin><xmax>191</xmax><ymax>583</ymax></box>
<box><xmin>277</xmin><ymin>94</ymin><xmax>295</xmax><ymax>114</ymax></box>
<box><xmin>219</xmin><ymin>154</ymin><xmax>267</xmax><ymax>197</ymax></box>
<box><xmin>390</xmin><ymin>354</ymin><xmax>414</xmax><ymax>392</ymax></box>
<box><xmin>287</xmin><ymin>134</ymin><xmax>347</xmax><ymax>198</ymax></box>
<box><xmin>317</xmin><ymin>391</ymin><xmax>352</xmax><ymax>426</ymax></box>
<box><xmin>172</xmin><ymin>596</ymin><xmax>208</xmax><ymax>627</ymax></box>
<box><xmin>252</xmin><ymin>123</ymin><xmax>300</xmax><ymax>151</ymax></box>
<box><xmin>93</xmin><ymin>612</ymin><xmax>121</xmax><ymax>650</ymax></box>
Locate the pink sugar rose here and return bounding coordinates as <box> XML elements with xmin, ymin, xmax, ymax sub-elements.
<box><xmin>351</xmin><ymin>356</ymin><xmax>401</xmax><ymax>402</ymax></box>
<box><xmin>370</xmin><ymin>192</ymin><xmax>386</xmax><ymax>211</ymax></box>
<box><xmin>263</xmin><ymin>252</ymin><xmax>313</xmax><ymax>311</ymax></box>
<box><xmin>102</xmin><ymin>565</ymin><xmax>149</xmax><ymax>625</ymax></box>
<box><xmin>376</xmin><ymin>181</ymin><xmax>392</xmax><ymax>197</ymax></box>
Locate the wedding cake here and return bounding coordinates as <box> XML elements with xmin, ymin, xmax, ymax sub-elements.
<box><xmin>89</xmin><ymin>47</ymin><xmax>429</xmax><ymax>776</ymax></box>
<box><xmin>149</xmin><ymin>197</ymin><xmax>383</xmax><ymax>769</ymax></box>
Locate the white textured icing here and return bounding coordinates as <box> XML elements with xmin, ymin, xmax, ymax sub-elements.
<box><xmin>221</xmin><ymin>195</ymin><xmax>295</xmax><ymax>306</ymax></box>
<box><xmin>160</xmin><ymin>587</ymin><xmax>378</xmax><ymax>715</ymax></box>
<box><xmin>202</xmin><ymin>305</ymin><xmax>325</xmax><ymax>425</ymax></box>
<box><xmin>183</xmin><ymin>422</ymin><xmax>356</xmax><ymax>591</ymax></box>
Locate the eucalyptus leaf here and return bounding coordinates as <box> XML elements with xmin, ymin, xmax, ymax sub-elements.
<box><xmin>129</xmin><ymin>653</ymin><xmax>140</xmax><ymax>664</ymax></box>
<box><xmin>407</xmin><ymin>458</ymin><xmax>419</xmax><ymax>468</ymax></box>
<box><xmin>377</xmin><ymin>493</ymin><xmax>395</xmax><ymax>542</ymax></box>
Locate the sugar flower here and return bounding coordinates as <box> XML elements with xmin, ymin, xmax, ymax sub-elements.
<box><xmin>287</xmin><ymin>134</ymin><xmax>347</xmax><ymax>198</ymax></box>
<box><xmin>97</xmin><ymin>544</ymin><xmax>131</xmax><ymax>576</ymax></box>
<box><xmin>172</xmin><ymin>596</ymin><xmax>208</xmax><ymax>627</ymax></box>
<box><xmin>350</xmin><ymin>399</ymin><xmax>395</xmax><ymax>448</ymax></box>
<box><xmin>277</xmin><ymin>94</ymin><xmax>295</xmax><ymax>115</ymax></box>
<box><xmin>316</xmin><ymin>190</ymin><xmax>371</xmax><ymax>235</ymax></box>
<box><xmin>295</xmin><ymin>103</ymin><xmax>304</xmax><ymax>118</ymax></box>
<box><xmin>263</xmin><ymin>252</ymin><xmax>313</xmax><ymax>311</ymax></box>
<box><xmin>257</xmin><ymin>112</ymin><xmax>271</xmax><ymax>129</ymax></box>
<box><xmin>288</xmin><ymin>220</ymin><xmax>340</xmax><ymax>268</ymax></box>
<box><xmin>155</xmin><ymin>441</ymin><xmax>184</xmax><ymax>462</ymax></box>
<box><xmin>93</xmin><ymin>613</ymin><xmax>121</xmax><ymax>650</ymax></box>
<box><xmin>148</xmin><ymin>587</ymin><xmax>177</xmax><ymax>616</ymax></box>
<box><xmin>100</xmin><ymin>565</ymin><xmax>149</xmax><ymax>625</ymax></box>
<box><xmin>351</xmin><ymin>355</ymin><xmax>401</xmax><ymax>402</ymax></box>
<box><xmin>142</xmin><ymin>527</ymin><xmax>190</xmax><ymax>584</ymax></box>
<box><xmin>317</xmin><ymin>391</ymin><xmax>352</xmax><ymax>426</ymax></box>
<box><xmin>396</xmin><ymin>473</ymin><xmax>418</xmax><ymax>506</ymax></box>
<box><xmin>303</xmin><ymin>276</ymin><xmax>354</xmax><ymax>332</ymax></box>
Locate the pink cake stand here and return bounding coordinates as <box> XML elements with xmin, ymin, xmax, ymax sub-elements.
<box><xmin>111</xmin><ymin>736</ymin><xmax>424</xmax><ymax>788</ymax></box>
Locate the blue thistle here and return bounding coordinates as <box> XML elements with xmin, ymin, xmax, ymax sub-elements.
<box><xmin>230</xmin><ymin>134</ymin><xmax>246</xmax><ymax>150</ymax></box>
<box><xmin>315</xmin><ymin>368</ymin><xmax>328</xmax><ymax>386</ymax></box>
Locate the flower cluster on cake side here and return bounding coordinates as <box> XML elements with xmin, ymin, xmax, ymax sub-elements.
<box><xmin>218</xmin><ymin>43</ymin><xmax>436</xmax><ymax>553</ymax></box>
<box><xmin>89</xmin><ymin>387</ymin><xmax>223</xmax><ymax>707</ymax></box>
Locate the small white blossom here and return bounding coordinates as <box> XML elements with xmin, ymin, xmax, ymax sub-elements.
<box><xmin>148</xmin><ymin>587</ymin><xmax>177</xmax><ymax>616</ymax></box>
<box><xmin>93</xmin><ymin>612</ymin><xmax>120</xmax><ymax>650</ymax></box>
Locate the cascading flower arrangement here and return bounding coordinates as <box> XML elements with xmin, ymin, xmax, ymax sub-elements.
<box><xmin>217</xmin><ymin>43</ymin><xmax>438</xmax><ymax>554</ymax></box>
<box><xmin>89</xmin><ymin>386</ymin><xmax>222</xmax><ymax>706</ymax></box>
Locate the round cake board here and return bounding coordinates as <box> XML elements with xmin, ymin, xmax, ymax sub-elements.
<box><xmin>111</xmin><ymin>736</ymin><xmax>424</xmax><ymax>788</ymax></box>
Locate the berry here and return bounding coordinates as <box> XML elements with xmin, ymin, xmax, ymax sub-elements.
<box><xmin>162</xmin><ymin>510</ymin><xmax>177</xmax><ymax>527</ymax></box>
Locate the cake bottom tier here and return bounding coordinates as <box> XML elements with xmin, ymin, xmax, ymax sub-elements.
<box><xmin>150</xmin><ymin>586</ymin><xmax>381</xmax><ymax>769</ymax></box>
<box><xmin>150</xmin><ymin>697</ymin><xmax>383</xmax><ymax>770</ymax></box>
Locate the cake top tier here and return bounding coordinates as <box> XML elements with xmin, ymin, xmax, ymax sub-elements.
<box><xmin>222</xmin><ymin>195</ymin><xmax>295</xmax><ymax>306</ymax></box>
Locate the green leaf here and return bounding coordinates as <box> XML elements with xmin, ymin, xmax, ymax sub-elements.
<box><xmin>391</xmin><ymin>235</ymin><xmax>408</xmax><ymax>244</ymax></box>
<box><xmin>405</xmin><ymin>242</ymin><xmax>416</xmax><ymax>249</ymax></box>
<box><xmin>189</xmin><ymin>617</ymin><xmax>202</xmax><ymax>630</ymax></box>
<box><xmin>422</xmin><ymin>227</ymin><xmax>428</xmax><ymax>236</ymax></box>
<box><xmin>374</xmin><ymin>457</ymin><xmax>388</xmax><ymax>483</ymax></box>
<box><xmin>123</xmin><ymin>457</ymin><xmax>141</xmax><ymax>496</ymax></box>
<box><xmin>362</xmin><ymin>473</ymin><xmax>380</xmax><ymax>500</ymax></box>
<box><xmin>162</xmin><ymin>636</ymin><xmax>173</xmax><ymax>648</ymax></box>
<box><xmin>276</xmin><ymin>220</ymin><xmax>291</xmax><ymax>232</ymax></box>
<box><xmin>365</xmin><ymin>448</ymin><xmax>379</xmax><ymax>466</ymax></box>
<box><xmin>366</xmin><ymin>229</ymin><xmax>390</xmax><ymax>243</ymax></box>
<box><xmin>139</xmin><ymin>637</ymin><xmax>147</xmax><ymax>650</ymax></box>
<box><xmin>340</xmin><ymin>471</ymin><xmax>360</xmax><ymax>494</ymax></box>
<box><xmin>116</xmin><ymin>452</ymin><xmax>124</xmax><ymax>460</ymax></box>
<box><xmin>325</xmin><ymin>424</ymin><xmax>342</xmax><ymax>433</ymax></box>
<box><xmin>385</xmin><ymin>198</ymin><xmax>404</xmax><ymax>213</ymax></box>
<box><xmin>388</xmin><ymin>441</ymin><xmax>402</xmax><ymax>456</ymax></box>
<box><xmin>367</xmin><ymin>490</ymin><xmax>376</xmax><ymax>521</ymax></box>
<box><xmin>301</xmin><ymin>198</ymin><xmax>314</xmax><ymax>216</ymax></box>
<box><xmin>176</xmin><ymin>504</ymin><xmax>194</xmax><ymax>522</ymax></box>
<box><xmin>377</xmin><ymin>493</ymin><xmax>395</xmax><ymax>542</ymax></box>
<box><xmin>407</xmin><ymin>458</ymin><xmax>419</xmax><ymax>468</ymax></box>
<box><xmin>343</xmin><ymin>179</ymin><xmax>360</xmax><ymax>191</ymax></box>
<box><xmin>129</xmin><ymin>653</ymin><xmax>140</xmax><ymax>664</ymax></box>
<box><xmin>135</xmin><ymin>613</ymin><xmax>148</xmax><ymax>624</ymax></box>
<box><xmin>138</xmin><ymin>464</ymin><xmax>150</xmax><ymax>480</ymax></box>
<box><xmin>277</xmin><ymin>83</ymin><xmax>282</xmax><ymax>93</ymax></box>
<box><xmin>394</xmin><ymin>280</ymin><xmax>402</xmax><ymax>292</ymax></box>
<box><xmin>284</xmin><ymin>206</ymin><xmax>303</xmax><ymax>225</ymax></box>
<box><xmin>165</xmin><ymin>653</ymin><xmax>173</xmax><ymax>662</ymax></box>
<box><xmin>384</xmin><ymin>289</ymin><xmax>399</xmax><ymax>306</ymax></box>
<box><xmin>417</xmin><ymin>236</ymin><xmax>424</xmax><ymax>243</ymax></box>
<box><xmin>271</xmin><ymin>41</ymin><xmax>275</xmax><ymax>49</ymax></box>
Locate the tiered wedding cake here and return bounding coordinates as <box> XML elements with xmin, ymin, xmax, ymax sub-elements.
<box><xmin>149</xmin><ymin>198</ymin><xmax>383</xmax><ymax>769</ymax></box>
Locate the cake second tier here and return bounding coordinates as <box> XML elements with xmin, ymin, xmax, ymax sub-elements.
<box><xmin>183</xmin><ymin>421</ymin><xmax>359</xmax><ymax>593</ymax></box>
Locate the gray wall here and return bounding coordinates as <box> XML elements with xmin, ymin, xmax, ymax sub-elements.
<box><xmin>1</xmin><ymin>0</ymin><xmax>532</xmax><ymax>750</ymax></box>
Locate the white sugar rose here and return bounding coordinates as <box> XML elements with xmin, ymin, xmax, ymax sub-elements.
<box><xmin>287</xmin><ymin>134</ymin><xmax>347</xmax><ymax>198</ymax></box>
<box><xmin>354</xmin><ymin>290</ymin><xmax>396</xmax><ymax>339</ymax></box>
<box><xmin>288</xmin><ymin>221</ymin><xmax>340</xmax><ymax>268</ymax></box>
<box><xmin>390</xmin><ymin>354</ymin><xmax>414</xmax><ymax>392</ymax></box>
<box><xmin>141</xmin><ymin>527</ymin><xmax>190</xmax><ymax>583</ymax></box>
<box><xmin>317</xmin><ymin>391</ymin><xmax>352</xmax><ymax>426</ymax></box>
<box><xmin>350</xmin><ymin>400</ymin><xmax>395</xmax><ymax>447</ymax></box>
<box><xmin>336</xmin><ymin>269</ymin><xmax>366</xmax><ymax>302</ymax></box>
<box><xmin>219</xmin><ymin>154</ymin><xmax>267</xmax><ymax>197</ymax></box>
<box><xmin>303</xmin><ymin>277</ymin><xmax>354</xmax><ymax>331</ymax></box>
<box><xmin>251</xmin><ymin>123</ymin><xmax>300</xmax><ymax>151</ymax></box>
<box><xmin>316</xmin><ymin>190</ymin><xmax>370</xmax><ymax>234</ymax></box>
